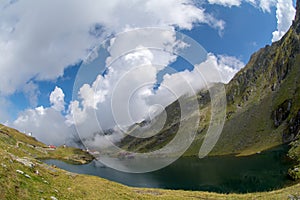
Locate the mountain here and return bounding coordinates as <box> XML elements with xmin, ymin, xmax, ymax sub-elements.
<box><xmin>210</xmin><ymin>8</ymin><xmax>300</xmax><ymax>156</ymax></box>
<box><xmin>207</xmin><ymin>0</ymin><xmax>300</xmax><ymax>164</ymax></box>
<box><xmin>119</xmin><ymin>0</ymin><xmax>300</xmax><ymax>179</ymax></box>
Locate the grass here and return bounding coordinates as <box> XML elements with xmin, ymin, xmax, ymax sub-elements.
<box><xmin>0</xmin><ymin>124</ymin><xmax>93</xmax><ymax>164</ymax></box>
<box><xmin>1</xmin><ymin>124</ymin><xmax>300</xmax><ymax>199</ymax></box>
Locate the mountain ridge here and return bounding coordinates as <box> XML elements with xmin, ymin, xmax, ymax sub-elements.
<box><xmin>119</xmin><ymin>0</ymin><xmax>300</xmax><ymax>179</ymax></box>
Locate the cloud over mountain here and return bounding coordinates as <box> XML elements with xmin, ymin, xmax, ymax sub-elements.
<box><xmin>0</xmin><ymin>0</ymin><xmax>296</xmax><ymax>146</ymax></box>
<box><xmin>0</xmin><ymin>0</ymin><xmax>224</xmax><ymax>96</ymax></box>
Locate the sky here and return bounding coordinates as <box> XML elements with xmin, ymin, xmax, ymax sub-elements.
<box><xmin>0</xmin><ymin>0</ymin><xmax>297</xmax><ymax>146</ymax></box>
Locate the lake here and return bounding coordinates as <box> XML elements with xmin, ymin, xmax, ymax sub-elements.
<box><xmin>43</xmin><ymin>145</ymin><xmax>295</xmax><ymax>193</ymax></box>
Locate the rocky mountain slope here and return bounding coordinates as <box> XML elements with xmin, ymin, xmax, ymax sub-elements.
<box><xmin>213</xmin><ymin>0</ymin><xmax>300</xmax><ymax>155</ymax></box>
<box><xmin>119</xmin><ymin>0</ymin><xmax>300</xmax><ymax>178</ymax></box>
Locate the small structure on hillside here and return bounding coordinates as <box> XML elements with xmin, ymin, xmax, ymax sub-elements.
<box><xmin>48</xmin><ymin>145</ymin><xmax>56</xmax><ymax>149</ymax></box>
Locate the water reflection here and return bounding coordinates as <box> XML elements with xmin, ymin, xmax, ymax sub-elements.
<box><xmin>43</xmin><ymin>145</ymin><xmax>295</xmax><ymax>193</ymax></box>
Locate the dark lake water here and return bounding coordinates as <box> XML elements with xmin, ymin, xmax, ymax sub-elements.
<box><xmin>43</xmin><ymin>145</ymin><xmax>295</xmax><ymax>193</ymax></box>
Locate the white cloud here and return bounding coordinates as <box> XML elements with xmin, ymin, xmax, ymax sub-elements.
<box><xmin>154</xmin><ymin>53</ymin><xmax>244</xmax><ymax>98</ymax></box>
<box><xmin>0</xmin><ymin>1</ymin><xmax>229</xmax><ymax>145</ymax></box>
<box><xmin>69</xmin><ymin>46</ymin><xmax>173</xmax><ymax>132</ymax></box>
<box><xmin>206</xmin><ymin>0</ymin><xmax>296</xmax><ymax>42</ymax></box>
<box><xmin>0</xmin><ymin>0</ymin><xmax>294</xmax><ymax>101</ymax></box>
<box><xmin>0</xmin><ymin>0</ymin><xmax>224</xmax><ymax>97</ymax></box>
<box><xmin>208</xmin><ymin>0</ymin><xmax>241</xmax><ymax>7</ymax></box>
<box><xmin>105</xmin><ymin>28</ymin><xmax>178</xmax><ymax>68</ymax></box>
<box><xmin>206</xmin><ymin>0</ymin><xmax>288</xmax><ymax>14</ymax></box>
<box><xmin>11</xmin><ymin>87</ymin><xmax>73</xmax><ymax>145</ymax></box>
<box><xmin>12</xmin><ymin>106</ymin><xmax>73</xmax><ymax>145</ymax></box>
<box><xmin>23</xmin><ymin>81</ymin><xmax>40</xmax><ymax>107</ymax></box>
<box><xmin>2</xmin><ymin>0</ymin><xmax>290</xmax><ymax>148</ymax></box>
<box><xmin>7</xmin><ymin>17</ymin><xmax>244</xmax><ymax>146</ymax></box>
<box><xmin>243</xmin><ymin>0</ymin><xmax>277</xmax><ymax>12</ymax></box>
<box><xmin>214</xmin><ymin>54</ymin><xmax>245</xmax><ymax>83</ymax></box>
<box><xmin>67</xmin><ymin>44</ymin><xmax>244</xmax><ymax>139</ymax></box>
<box><xmin>207</xmin><ymin>0</ymin><xmax>277</xmax><ymax>11</ymax></box>
<box><xmin>272</xmin><ymin>0</ymin><xmax>296</xmax><ymax>42</ymax></box>
<box><xmin>66</xmin><ymin>30</ymin><xmax>181</xmax><ymax>134</ymax></box>
<box><xmin>257</xmin><ymin>0</ymin><xmax>277</xmax><ymax>12</ymax></box>
<box><xmin>50</xmin><ymin>86</ymin><xmax>65</xmax><ymax>112</ymax></box>
<box><xmin>10</xmin><ymin>43</ymin><xmax>244</xmax><ymax>147</ymax></box>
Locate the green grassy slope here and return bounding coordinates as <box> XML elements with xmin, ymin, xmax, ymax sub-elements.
<box><xmin>0</xmin><ymin>124</ymin><xmax>94</xmax><ymax>164</ymax></box>
<box><xmin>1</xmin><ymin>124</ymin><xmax>300</xmax><ymax>199</ymax></box>
<box><xmin>117</xmin><ymin>0</ymin><xmax>300</xmax><ymax>181</ymax></box>
<box><xmin>119</xmin><ymin>0</ymin><xmax>300</xmax><ymax>160</ymax></box>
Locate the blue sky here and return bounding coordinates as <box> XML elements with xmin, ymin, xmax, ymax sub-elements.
<box><xmin>7</xmin><ymin>2</ymin><xmax>278</xmax><ymax>114</ymax></box>
<box><xmin>0</xmin><ymin>0</ymin><xmax>296</xmax><ymax>145</ymax></box>
<box><xmin>192</xmin><ymin>2</ymin><xmax>277</xmax><ymax>60</ymax></box>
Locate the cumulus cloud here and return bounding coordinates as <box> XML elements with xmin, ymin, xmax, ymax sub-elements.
<box><xmin>208</xmin><ymin>0</ymin><xmax>241</xmax><ymax>7</ymax></box>
<box><xmin>206</xmin><ymin>0</ymin><xmax>296</xmax><ymax>42</ymax></box>
<box><xmin>153</xmin><ymin>53</ymin><xmax>244</xmax><ymax>99</ymax></box>
<box><xmin>12</xmin><ymin>87</ymin><xmax>73</xmax><ymax>145</ymax></box>
<box><xmin>0</xmin><ymin>0</ymin><xmax>224</xmax><ymax>97</ymax></box>
<box><xmin>3</xmin><ymin>0</ymin><xmax>288</xmax><ymax>148</ymax></box>
<box><xmin>7</xmin><ymin>19</ymin><xmax>244</xmax><ymax>146</ymax></box>
<box><xmin>10</xmin><ymin>46</ymin><xmax>244</xmax><ymax>147</ymax></box>
<box><xmin>50</xmin><ymin>86</ymin><xmax>65</xmax><ymax>112</ymax></box>
<box><xmin>0</xmin><ymin>0</ymin><xmax>295</xmax><ymax>100</ymax></box>
<box><xmin>66</xmin><ymin>30</ymin><xmax>181</xmax><ymax>134</ymax></box>
<box><xmin>207</xmin><ymin>0</ymin><xmax>276</xmax><ymax>10</ymax></box>
<box><xmin>214</xmin><ymin>54</ymin><xmax>245</xmax><ymax>82</ymax></box>
<box><xmin>272</xmin><ymin>0</ymin><xmax>296</xmax><ymax>42</ymax></box>
<box><xmin>206</xmin><ymin>0</ymin><xmax>290</xmax><ymax>15</ymax></box>
<box><xmin>69</xmin><ymin>47</ymin><xmax>175</xmax><ymax>132</ymax></box>
<box><xmin>257</xmin><ymin>0</ymin><xmax>277</xmax><ymax>12</ymax></box>
<box><xmin>66</xmin><ymin>39</ymin><xmax>244</xmax><ymax>145</ymax></box>
<box><xmin>0</xmin><ymin>0</ymin><xmax>229</xmax><ymax>146</ymax></box>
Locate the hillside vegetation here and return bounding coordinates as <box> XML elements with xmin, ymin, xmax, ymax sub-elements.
<box><xmin>118</xmin><ymin>0</ymin><xmax>300</xmax><ymax>180</ymax></box>
<box><xmin>1</xmin><ymin>124</ymin><xmax>300</xmax><ymax>199</ymax></box>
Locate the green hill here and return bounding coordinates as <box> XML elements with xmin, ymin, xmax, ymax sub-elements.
<box><xmin>1</xmin><ymin>123</ymin><xmax>300</xmax><ymax>200</ymax></box>
<box><xmin>119</xmin><ymin>0</ymin><xmax>300</xmax><ymax>180</ymax></box>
